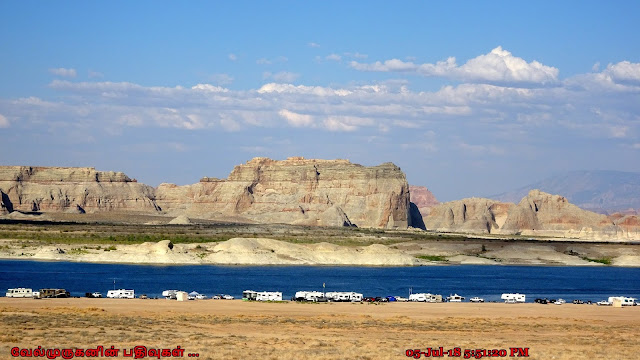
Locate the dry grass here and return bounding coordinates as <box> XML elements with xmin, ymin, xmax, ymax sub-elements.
<box><xmin>1</xmin><ymin>299</ymin><xmax>639</xmax><ymax>359</ymax></box>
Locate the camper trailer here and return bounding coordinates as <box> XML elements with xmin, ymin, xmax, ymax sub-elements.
<box><xmin>501</xmin><ymin>293</ymin><xmax>526</xmax><ymax>303</ymax></box>
<box><xmin>106</xmin><ymin>289</ymin><xmax>135</xmax><ymax>299</ymax></box>
<box><xmin>325</xmin><ymin>291</ymin><xmax>363</xmax><ymax>302</ymax></box>
<box><xmin>39</xmin><ymin>289</ymin><xmax>70</xmax><ymax>298</ymax></box>
<box><xmin>256</xmin><ymin>291</ymin><xmax>282</xmax><ymax>301</ymax></box>
<box><xmin>294</xmin><ymin>291</ymin><xmax>325</xmax><ymax>302</ymax></box>
<box><xmin>242</xmin><ymin>290</ymin><xmax>257</xmax><ymax>301</ymax></box>
<box><xmin>5</xmin><ymin>288</ymin><xmax>34</xmax><ymax>298</ymax></box>
<box><xmin>446</xmin><ymin>294</ymin><xmax>465</xmax><ymax>302</ymax></box>
<box><xmin>608</xmin><ymin>296</ymin><xmax>636</xmax><ymax>306</ymax></box>
<box><xmin>409</xmin><ymin>293</ymin><xmax>443</xmax><ymax>302</ymax></box>
<box><xmin>162</xmin><ymin>290</ymin><xmax>178</xmax><ymax>299</ymax></box>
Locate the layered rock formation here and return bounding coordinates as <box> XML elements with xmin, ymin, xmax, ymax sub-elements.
<box><xmin>0</xmin><ymin>158</ymin><xmax>411</xmax><ymax>229</ymax></box>
<box><xmin>424</xmin><ymin>190</ymin><xmax>640</xmax><ymax>240</ymax></box>
<box><xmin>0</xmin><ymin>166</ymin><xmax>159</xmax><ymax>213</ymax></box>
<box><xmin>424</xmin><ymin>198</ymin><xmax>513</xmax><ymax>234</ymax></box>
<box><xmin>155</xmin><ymin>157</ymin><xmax>411</xmax><ymax>228</ymax></box>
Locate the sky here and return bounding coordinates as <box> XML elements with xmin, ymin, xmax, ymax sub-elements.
<box><xmin>1</xmin><ymin>1</ymin><xmax>639</xmax><ymax>201</ymax></box>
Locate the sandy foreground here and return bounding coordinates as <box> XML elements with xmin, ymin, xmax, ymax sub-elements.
<box><xmin>1</xmin><ymin>298</ymin><xmax>639</xmax><ymax>360</ymax></box>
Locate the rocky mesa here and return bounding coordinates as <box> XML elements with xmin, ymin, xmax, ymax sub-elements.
<box><xmin>424</xmin><ymin>190</ymin><xmax>640</xmax><ymax>240</ymax></box>
<box><xmin>0</xmin><ymin>157</ymin><xmax>412</xmax><ymax>229</ymax></box>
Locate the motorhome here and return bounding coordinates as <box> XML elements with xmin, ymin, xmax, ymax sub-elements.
<box><xmin>608</xmin><ymin>296</ymin><xmax>636</xmax><ymax>306</ymax></box>
<box><xmin>106</xmin><ymin>289</ymin><xmax>135</xmax><ymax>299</ymax></box>
<box><xmin>325</xmin><ymin>291</ymin><xmax>363</xmax><ymax>302</ymax></box>
<box><xmin>5</xmin><ymin>288</ymin><xmax>34</xmax><ymax>298</ymax></box>
<box><xmin>294</xmin><ymin>291</ymin><xmax>325</xmax><ymax>302</ymax></box>
<box><xmin>501</xmin><ymin>293</ymin><xmax>526</xmax><ymax>303</ymax></box>
<box><xmin>39</xmin><ymin>289</ymin><xmax>70</xmax><ymax>298</ymax></box>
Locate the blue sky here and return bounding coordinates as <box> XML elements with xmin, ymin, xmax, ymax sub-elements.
<box><xmin>1</xmin><ymin>1</ymin><xmax>639</xmax><ymax>201</ymax></box>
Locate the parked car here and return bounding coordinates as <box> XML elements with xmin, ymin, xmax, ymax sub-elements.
<box><xmin>572</xmin><ymin>299</ymin><xmax>584</xmax><ymax>304</ymax></box>
<box><xmin>597</xmin><ymin>300</ymin><xmax>610</xmax><ymax>306</ymax></box>
<box><xmin>222</xmin><ymin>294</ymin><xmax>234</xmax><ymax>300</ymax></box>
<box><xmin>534</xmin><ymin>298</ymin><xmax>548</xmax><ymax>304</ymax></box>
<box><xmin>469</xmin><ymin>297</ymin><xmax>484</xmax><ymax>303</ymax></box>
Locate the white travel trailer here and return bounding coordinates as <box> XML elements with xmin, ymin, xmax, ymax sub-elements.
<box><xmin>242</xmin><ymin>290</ymin><xmax>257</xmax><ymax>301</ymax></box>
<box><xmin>501</xmin><ymin>293</ymin><xmax>526</xmax><ymax>303</ymax></box>
<box><xmin>409</xmin><ymin>293</ymin><xmax>443</xmax><ymax>302</ymax></box>
<box><xmin>294</xmin><ymin>291</ymin><xmax>325</xmax><ymax>302</ymax></box>
<box><xmin>106</xmin><ymin>289</ymin><xmax>135</xmax><ymax>299</ymax></box>
<box><xmin>162</xmin><ymin>290</ymin><xmax>178</xmax><ymax>299</ymax></box>
<box><xmin>256</xmin><ymin>291</ymin><xmax>282</xmax><ymax>301</ymax></box>
<box><xmin>6</xmin><ymin>288</ymin><xmax>34</xmax><ymax>298</ymax></box>
<box><xmin>608</xmin><ymin>296</ymin><xmax>636</xmax><ymax>306</ymax></box>
<box><xmin>325</xmin><ymin>291</ymin><xmax>363</xmax><ymax>302</ymax></box>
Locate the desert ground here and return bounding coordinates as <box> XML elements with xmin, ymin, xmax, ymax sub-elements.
<box><xmin>1</xmin><ymin>298</ymin><xmax>639</xmax><ymax>360</ymax></box>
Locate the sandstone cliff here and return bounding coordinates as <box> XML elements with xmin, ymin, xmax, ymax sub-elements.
<box><xmin>155</xmin><ymin>157</ymin><xmax>411</xmax><ymax>228</ymax></box>
<box><xmin>423</xmin><ymin>198</ymin><xmax>512</xmax><ymax>234</ymax></box>
<box><xmin>423</xmin><ymin>190</ymin><xmax>640</xmax><ymax>240</ymax></box>
<box><xmin>0</xmin><ymin>166</ymin><xmax>159</xmax><ymax>213</ymax></box>
<box><xmin>0</xmin><ymin>158</ymin><xmax>411</xmax><ymax>229</ymax></box>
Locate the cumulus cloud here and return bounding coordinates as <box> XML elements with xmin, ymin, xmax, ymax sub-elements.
<box><xmin>49</xmin><ymin>68</ymin><xmax>77</xmax><ymax>78</ymax></box>
<box><xmin>603</xmin><ymin>61</ymin><xmax>640</xmax><ymax>85</ymax></box>
<box><xmin>350</xmin><ymin>46</ymin><xmax>559</xmax><ymax>86</ymax></box>
<box><xmin>0</xmin><ymin>114</ymin><xmax>9</xmax><ymax>128</ymax></box>
<box><xmin>263</xmin><ymin>71</ymin><xmax>300</xmax><ymax>83</ymax></box>
<box><xmin>279</xmin><ymin>109</ymin><xmax>314</xmax><ymax>127</ymax></box>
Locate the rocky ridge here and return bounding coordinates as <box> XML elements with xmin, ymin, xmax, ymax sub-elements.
<box><xmin>0</xmin><ymin>158</ymin><xmax>411</xmax><ymax>229</ymax></box>
<box><xmin>424</xmin><ymin>190</ymin><xmax>640</xmax><ymax>240</ymax></box>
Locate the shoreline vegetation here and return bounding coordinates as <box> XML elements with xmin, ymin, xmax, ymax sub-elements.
<box><xmin>1</xmin><ymin>216</ymin><xmax>639</xmax><ymax>267</ymax></box>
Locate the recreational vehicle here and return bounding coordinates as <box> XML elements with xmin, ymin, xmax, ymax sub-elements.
<box><xmin>325</xmin><ymin>291</ymin><xmax>363</xmax><ymax>302</ymax></box>
<box><xmin>446</xmin><ymin>294</ymin><xmax>465</xmax><ymax>302</ymax></box>
<box><xmin>5</xmin><ymin>288</ymin><xmax>34</xmax><ymax>298</ymax></box>
<box><xmin>242</xmin><ymin>290</ymin><xmax>257</xmax><ymax>301</ymax></box>
<box><xmin>106</xmin><ymin>289</ymin><xmax>135</xmax><ymax>299</ymax></box>
<box><xmin>39</xmin><ymin>289</ymin><xmax>70</xmax><ymax>298</ymax></box>
<box><xmin>608</xmin><ymin>296</ymin><xmax>636</xmax><ymax>306</ymax></box>
<box><xmin>162</xmin><ymin>290</ymin><xmax>178</xmax><ymax>299</ymax></box>
<box><xmin>501</xmin><ymin>293</ymin><xmax>526</xmax><ymax>303</ymax></box>
<box><xmin>256</xmin><ymin>291</ymin><xmax>282</xmax><ymax>301</ymax></box>
<box><xmin>294</xmin><ymin>291</ymin><xmax>325</xmax><ymax>302</ymax></box>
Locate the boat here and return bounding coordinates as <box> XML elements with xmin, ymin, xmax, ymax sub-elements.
<box><xmin>554</xmin><ymin>299</ymin><xmax>566</xmax><ymax>305</ymax></box>
<box><xmin>446</xmin><ymin>294</ymin><xmax>465</xmax><ymax>302</ymax></box>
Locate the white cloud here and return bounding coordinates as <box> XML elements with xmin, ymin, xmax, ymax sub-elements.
<box><xmin>323</xmin><ymin>115</ymin><xmax>374</xmax><ymax>132</ymax></box>
<box><xmin>632</xmin><ymin>143</ymin><xmax>640</xmax><ymax>149</ymax></box>
<box><xmin>263</xmin><ymin>71</ymin><xmax>300</xmax><ymax>83</ymax></box>
<box><xmin>257</xmin><ymin>58</ymin><xmax>271</xmax><ymax>65</ymax></box>
<box><xmin>326</xmin><ymin>53</ymin><xmax>342</xmax><ymax>61</ymax></box>
<box><xmin>49</xmin><ymin>68</ymin><xmax>77</xmax><ymax>78</ymax></box>
<box><xmin>308</xmin><ymin>42</ymin><xmax>320</xmax><ymax>48</ymax></box>
<box><xmin>278</xmin><ymin>109</ymin><xmax>314</xmax><ymax>127</ymax></box>
<box><xmin>228</xmin><ymin>53</ymin><xmax>238</xmax><ymax>61</ymax></box>
<box><xmin>350</xmin><ymin>46</ymin><xmax>559</xmax><ymax>86</ymax></box>
<box><xmin>344</xmin><ymin>52</ymin><xmax>368</xmax><ymax>59</ymax></box>
<box><xmin>0</xmin><ymin>114</ymin><xmax>9</xmax><ymax>128</ymax></box>
<box><xmin>603</xmin><ymin>61</ymin><xmax>640</xmax><ymax>85</ymax></box>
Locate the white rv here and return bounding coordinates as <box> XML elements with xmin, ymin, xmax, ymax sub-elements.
<box><xmin>325</xmin><ymin>291</ymin><xmax>363</xmax><ymax>302</ymax></box>
<box><xmin>242</xmin><ymin>290</ymin><xmax>257</xmax><ymax>301</ymax></box>
<box><xmin>106</xmin><ymin>289</ymin><xmax>135</xmax><ymax>299</ymax></box>
<box><xmin>501</xmin><ymin>293</ymin><xmax>526</xmax><ymax>303</ymax></box>
<box><xmin>294</xmin><ymin>291</ymin><xmax>325</xmax><ymax>302</ymax></box>
<box><xmin>608</xmin><ymin>296</ymin><xmax>636</xmax><ymax>306</ymax></box>
<box><xmin>256</xmin><ymin>291</ymin><xmax>282</xmax><ymax>301</ymax></box>
<box><xmin>446</xmin><ymin>294</ymin><xmax>465</xmax><ymax>302</ymax></box>
<box><xmin>409</xmin><ymin>293</ymin><xmax>429</xmax><ymax>302</ymax></box>
<box><xmin>6</xmin><ymin>288</ymin><xmax>34</xmax><ymax>298</ymax></box>
<box><xmin>162</xmin><ymin>290</ymin><xmax>178</xmax><ymax>299</ymax></box>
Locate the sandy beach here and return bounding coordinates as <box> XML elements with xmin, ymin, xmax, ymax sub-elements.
<box><xmin>1</xmin><ymin>298</ymin><xmax>639</xmax><ymax>359</ymax></box>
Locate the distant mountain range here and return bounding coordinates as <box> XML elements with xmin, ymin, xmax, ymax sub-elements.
<box><xmin>490</xmin><ymin>170</ymin><xmax>640</xmax><ymax>214</ymax></box>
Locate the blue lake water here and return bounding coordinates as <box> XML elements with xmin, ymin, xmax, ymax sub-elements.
<box><xmin>1</xmin><ymin>260</ymin><xmax>639</xmax><ymax>302</ymax></box>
